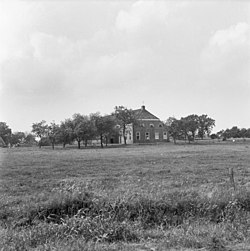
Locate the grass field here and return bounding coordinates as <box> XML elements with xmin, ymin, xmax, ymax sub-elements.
<box><xmin>1</xmin><ymin>141</ymin><xmax>250</xmax><ymax>250</ymax></box>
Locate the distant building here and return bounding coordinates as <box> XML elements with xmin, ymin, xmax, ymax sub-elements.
<box><xmin>119</xmin><ymin>105</ymin><xmax>168</xmax><ymax>144</ymax></box>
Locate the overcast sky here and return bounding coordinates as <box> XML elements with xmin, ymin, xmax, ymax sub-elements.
<box><xmin>0</xmin><ymin>0</ymin><xmax>249</xmax><ymax>133</ymax></box>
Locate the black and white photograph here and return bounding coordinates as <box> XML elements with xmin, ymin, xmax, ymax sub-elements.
<box><xmin>0</xmin><ymin>1</ymin><xmax>250</xmax><ymax>250</ymax></box>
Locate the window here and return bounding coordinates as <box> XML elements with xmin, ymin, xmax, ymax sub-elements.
<box><xmin>128</xmin><ymin>132</ymin><xmax>132</xmax><ymax>140</ymax></box>
<box><xmin>136</xmin><ymin>132</ymin><xmax>140</xmax><ymax>140</ymax></box>
<box><xmin>163</xmin><ymin>132</ymin><xmax>168</xmax><ymax>139</ymax></box>
<box><xmin>150</xmin><ymin>124</ymin><xmax>154</xmax><ymax>128</ymax></box>
<box><xmin>140</xmin><ymin>123</ymin><xmax>145</xmax><ymax>127</ymax></box>
<box><xmin>155</xmin><ymin>132</ymin><xmax>159</xmax><ymax>140</ymax></box>
<box><xmin>145</xmin><ymin>132</ymin><xmax>150</xmax><ymax>140</ymax></box>
<box><xmin>159</xmin><ymin>124</ymin><xmax>163</xmax><ymax>128</ymax></box>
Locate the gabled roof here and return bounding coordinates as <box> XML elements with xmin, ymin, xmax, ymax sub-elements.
<box><xmin>133</xmin><ymin>106</ymin><xmax>160</xmax><ymax>121</ymax></box>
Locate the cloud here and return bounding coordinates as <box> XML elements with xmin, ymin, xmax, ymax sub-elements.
<box><xmin>0</xmin><ymin>1</ymin><xmax>249</xmax><ymax>132</ymax></box>
<box><xmin>116</xmin><ymin>1</ymin><xmax>172</xmax><ymax>32</ymax></box>
<box><xmin>0</xmin><ymin>1</ymin><xmax>39</xmax><ymax>63</ymax></box>
<box><xmin>1</xmin><ymin>56</ymin><xmax>66</xmax><ymax>99</ymax></box>
<box><xmin>201</xmin><ymin>22</ymin><xmax>250</xmax><ymax>80</ymax></box>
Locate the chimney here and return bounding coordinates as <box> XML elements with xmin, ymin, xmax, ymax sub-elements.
<box><xmin>141</xmin><ymin>105</ymin><xmax>145</xmax><ymax>111</ymax></box>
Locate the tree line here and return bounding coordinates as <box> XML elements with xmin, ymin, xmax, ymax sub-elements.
<box><xmin>0</xmin><ymin>106</ymin><xmax>137</xmax><ymax>149</ymax></box>
<box><xmin>166</xmin><ymin>114</ymin><xmax>216</xmax><ymax>144</ymax></box>
<box><xmin>213</xmin><ymin>127</ymin><xmax>250</xmax><ymax>141</ymax></box>
<box><xmin>1</xmin><ymin>106</ymin><xmax>249</xmax><ymax>148</ymax></box>
<box><xmin>0</xmin><ymin>122</ymin><xmax>36</xmax><ymax>147</ymax></box>
<box><xmin>31</xmin><ymin>113</ymin><xmax>116</xmax><ymax>149</ymax></box>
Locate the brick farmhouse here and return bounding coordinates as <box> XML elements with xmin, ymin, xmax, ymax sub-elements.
<box><xmin>117</xmin><ymin>105</ymin><xmax>168</xmax><ymax>144</ymax></box>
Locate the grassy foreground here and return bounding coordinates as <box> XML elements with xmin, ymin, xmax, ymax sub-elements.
<box><xmin>1</xmin><ymin>142</ymin><xmax>250</xmax><ymax>250</ymax></box>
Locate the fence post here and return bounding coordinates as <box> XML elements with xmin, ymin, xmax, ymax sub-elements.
<box><xmin>229</xmin><ymin>167</ymin><xmax>236</xmax><ymax>191</ymax></box>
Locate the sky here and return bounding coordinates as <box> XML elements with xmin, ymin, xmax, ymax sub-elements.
<box><xmin>0</xmin><ymin>0</ymin><xmax>249</xmax><ymax>133</ymax></box>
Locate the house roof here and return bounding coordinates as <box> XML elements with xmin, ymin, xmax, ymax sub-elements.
<box><xmin>133</xmin><ymin>106</ymin><xmax>160</xmax><ymax>121</ymax></box>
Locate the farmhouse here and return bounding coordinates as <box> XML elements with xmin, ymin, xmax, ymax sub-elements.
<box><xmin>119</xmin><ymin>105</ymin><xmax>168</xmax><ymax>144</ymax></box>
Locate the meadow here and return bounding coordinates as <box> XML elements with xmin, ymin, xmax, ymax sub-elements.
<box><xmin>0</xmin><ymin>141</ymin><xmax>250</xmax><ymax>250</ymax></box>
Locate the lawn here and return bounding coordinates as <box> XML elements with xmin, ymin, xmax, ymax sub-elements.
<box><xmin>1</xmin><ymin>141</ymin><xmax>250</xmax><ymax>250</ymax></box>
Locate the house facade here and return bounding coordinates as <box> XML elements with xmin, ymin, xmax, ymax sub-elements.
<box><xmin>119</xmin><ymin>105</ymin><xmax>168</xmax><ymax>144</ymax></box>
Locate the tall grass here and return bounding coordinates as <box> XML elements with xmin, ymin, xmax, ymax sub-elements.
<box><xmin>1</xmin><ymin>143</ymin><xmax>250</xmax><ymax>250</ymax></box>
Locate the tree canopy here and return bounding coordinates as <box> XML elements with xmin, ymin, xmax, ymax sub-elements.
<box><xmin>113</xmin><ymin>106</ymin><xmax>137</xmax><ymax>145</ymax></box>
<box><xmin>0</xmin><ymin>122</ymin><xmax>12</xmax><ymax>145</ymax></box>
<box><xmin>166</xmin><ymin>114</ymin><xmax>216</xmax><ymax>143</ymax></box>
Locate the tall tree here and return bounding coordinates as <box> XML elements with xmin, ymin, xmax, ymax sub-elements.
<box><xmin>72</xmin><ymin>114</ymin><xmax>95</xmax><ymax>149</ymax></box>
<box><xmin>239</xmin><ymin>128</ymin><xmax>248</xmax><ymax>139</ymax></box>
<box><xmin>183</xmin><ymin>114</ymin><xmax>199</xmax><ymax>142</ymax></box>
<box><xmin>166</xmin><ymin>117</ymin><xmax>181</xmax><ymax>144</ymax></box>
<box><xmin>222</xmin><ymin>128</ymin><xmax>231</xmax><ymax>140</ymax></box>
<box><xmin>11</xmin><ymin>132</ymin><xmax>26</xmax><ymax>145</ymax></box>
<box><xmin>178</xmin><ymin>118</ymin><xmax>189</xmax><ymax>142</ymax></box>
<box><xmin>47</xmin><ymin>122</ymin><xmax>60</xmax><ymax>149</ymax></box>
<box><xmin>230</xmin><ymin>126</ymin><xmax>241</xmax><ymax>138</ymax></box>
<box><xmin>24</xmin><ymin>133</ymin><xmax>37</xmax><ymax>146</ymax></box>
<box><xmin>197</xmin><ymin>115</ymin><xmax>215</xmax><ymax>139</ymax></box>
<box><xmin>94</xmin><ymin>114</ymin><xmax>116</xmax><ymax>148</ymax></box>
<box><xmin>114</xmin><ymin>106</ymin><xmax>137</xmax><ymax>145</ymax></box>
<box><xmin>32</xmin><ymin>120</ymin><xmax>48</xmax><ymax>148</ymax></box>
<box><xmin>72</xmin><ymin>114</ymin><xmax>85</xmax><ymax>149</ymax></box>
<box><xmin>246</xmin><ymin>128</ymin><xmax>250</xmax><ymax>138</ymax></box>
<box><xmin>58</xmin><ymin>119</ymin><xmax>74</xmax><ymax>148</ymax></box>
<box><xmin>0</xmin><ymin>122</ymin><xmax>12</xmax><ymax>146</ymax></box>
<box><xmin>82</xmin><ymin>115</ymin><xmax>97</xmax><ymax>147</ymax></box>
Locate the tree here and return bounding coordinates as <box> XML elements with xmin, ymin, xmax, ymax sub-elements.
<box><xmin>114</xmin><ymin>106</ymin><xmax>137</xmax><ymax>145</ymax></box>
<box><xmin>239</xmin><ymin>128</ymin><xmax>248</xmax><ymax>139</ymax></box>
<box><xmin>58</xmin><ymin>119</ymin><xmax>74</xmax><ymax>148</ymax></box>
<box><xmin>47</xmin><ymin>122</ymin><xmax>60</xmax><ymax>149</ymax></box>
<box><xmin>222</xmin><ymin>128</ymin><xmax>231</xmax><ymax>140</ymax></box>
<box><xmin>94</xmin><ymin>114</ymin><xmax>116</xmax><ymax>148</ymax></box>
<box><xmin>24</xmin><ymin>133</ymin><xmax>37</xmax><ymax>146</ymax></box>
<box><xmin>0</xmin><ymin>122</ymin><xmax>12</xmax><ymax>146</ymax></box>
<box><xmin>82</xmin><ymin>115</ymin><xmax>97</xmax><ymax>147</ymax></box>
<box><xmin>72</xmin><ymin>114</ymin><xmax>85</xmax><ymax>149</ymax></box>
<box><xmin>183</xmin><ymin>114</ymin><xmax>199</xmax><ymax>142</ymax></box>
<box><xmin>216</xmin><ymin>130</ymin><xmax>224</xmax><ymax>139</ymax></box>
<box><xmin>246</xmin><ymin>128</ymin><xmax>250</xmax><ymax>138</ymax></box>
<box><xmin>210</xmin><ymin>133</ymin><xmax>218</xmax><ymax>140</ymax></box>
<box><xmin>32</xmin><ymin>120</ymin><xmax>48</xmax><ymax>148</ymax></box>
<box><xmin>230</xmin><ymin>126</ymin><xmax>241</xmax><ymax>138</ymax></box>
<box><xmin>197</xmin><ymin>115</ymin><xmax>215</xmax><ymax>139</ymax></box>
<box><xmin>166</xmin><ymin>117</ymin><xmax>181</xmax><ymax>144</ymax></box>
<box><xmin>178</xmin><ymin>118</ymin><xmax>189</xmax><ymax>142</ymax></box>
<box><xmin>72</xmin><ymin>114</ymin><xmax>95</xmax><ymax>149</ymax></box>
<box><xmin>11</xmin><ymin>131</ymin><xmax>26</xmax><ymax>146</ymax></box>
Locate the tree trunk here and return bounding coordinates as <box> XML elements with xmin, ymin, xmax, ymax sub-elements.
<box><xmin>192</xmin><ymin>132</ymin><xmax>195</xmax><ymax>142</ymax></box>
<box><xmin>63</xmin><ymin>142</ymin><xmax>66</xmax><ymax>148</ymax></box>
<box><xmin>52</xmin><ymin>142</ymin><xmax>54</xmax><ymax>150</ymax></box>
<box><xmin>100</xmin><ymin>134</ymin><xmax>103</xmax><ymax>148</ymax></box>
<box><xmin>85</xmin><ymin>139</ymin><xmax>88</xmax><ymax>147</ymax></box>
<box><xmin>123</xmin><ymin>126</ymin><xmax>127</xmax><ymax>145</ymax></box>
<box><xmin>105</xmin><ymin>136</ymin><xmax>108</xmax><ymax>147</ymax></box>
<box><xmin>77</xmin><ymin>140</ymin><xmax>81</xmax><ymax>149</ymax></box>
